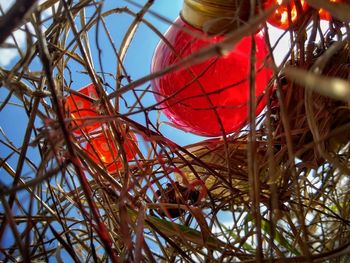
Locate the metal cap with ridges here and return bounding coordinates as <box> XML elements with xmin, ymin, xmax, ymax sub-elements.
<box><xmin>181</xmin><ymin>0</ymin><xmax>253</xmax><ymax>34</ymax></box>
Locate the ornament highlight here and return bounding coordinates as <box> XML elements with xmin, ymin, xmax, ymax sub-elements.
<box><xmin>151</xmin><ymin>17</ymin><xmax>272</xmax><ymax>136</ymax></box>
<box><xmin>85</xmin><ymin>130</ymin><xmax>138</xmax><ymax>173</ymax></box>
<box><xmin>264</xmin><ymin>0</ymin><xmax>308</xmax><ymax>29</ymax></box>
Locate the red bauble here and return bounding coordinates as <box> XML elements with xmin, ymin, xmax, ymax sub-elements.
<box><xmin>264</xmin><ymin>0</ymin><xmax>308</xmax><ymax>29</ymax></box>
<box><xmin>65</xmin><ymin>83</ymin><xmax>101</xmax><ymax>135</ymax></box>
<box><xmin>151</xmin><ymin>17</ymin><xmax>272</xmax><ymax>136</ymax></box>
<box><xmin>85</xmin><ymin>131</ymin><xmax>138</xmax><ymax>173</ymax></box>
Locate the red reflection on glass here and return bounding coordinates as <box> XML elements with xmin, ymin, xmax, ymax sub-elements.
<box><xmin>151</xmin><ymin>17</ymin><xmax>271</xmax><ymax>136</ymax></box>
<box><xmin>85</xmin><ymin>131</ymin><xmax>137</xmax><ymax>173</ymax></box>
<box><xmin>65</xmin><ymin>83</ymin><xmax>101</xmax><ymax>135</ymax></box>
<box><xmin>264</xmin><ymin>0</ymin><xmax>308</xmax><ymax>29</ymax></box>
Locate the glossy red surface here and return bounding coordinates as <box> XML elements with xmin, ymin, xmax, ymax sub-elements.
<box><xmin>65</xmin><ymin>83</ymin><xmax>101</xmax><ymax>135</ymax></box>
<box><xmin>85</xmin><ymin>131</ymin><xmax>138</xmax><ymax>173</ymax></box>
<box><xmin>264</xmin><ymin>0</ymin><xmax>308</xmax><ymax>29</ymax></box>
<box><xmin>151</xmin><ymin>17</ymin><xmax>272</xmax><ymax>136</ymax></box>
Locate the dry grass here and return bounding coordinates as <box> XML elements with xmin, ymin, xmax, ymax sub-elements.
<box><xmin>0</xmin><ymin>0</ymin><xmax>350</xmax><ymax>262</ymax></box>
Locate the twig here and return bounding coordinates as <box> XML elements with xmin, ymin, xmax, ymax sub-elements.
<box><xmin>0</xmin><ymin>0</ymin><xmax>38</xmax><ymax>44</ymax></box>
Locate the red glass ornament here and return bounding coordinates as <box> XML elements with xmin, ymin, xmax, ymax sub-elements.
<box><xmin>65</xmin><ymin>83</ymin><xmax>101</xmax><ymax>135</ymax></box>
<box><xmin>264</xmin><ymin>0</ymin><xmax>308</xmax><ymax>29</ymax></box>
<box><xmin>318</xmin><ymin>0</ymin><xmax>341</xmax><ymax>21</ymax></box>
<box><xmin>85</xmin><ymin>131</ymin><xmax>138</xmax><ymax>173</ymax></box>
<box><xmin>151</xmin><ymin>17</ymin><xmax>272</xmax><ymax>136</ymax></box>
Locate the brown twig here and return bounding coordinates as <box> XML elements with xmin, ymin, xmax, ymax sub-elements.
<box><xmin>0</xmin><ymin>0</ymin><xmax>38</xmax><ymax>44</ymax></box>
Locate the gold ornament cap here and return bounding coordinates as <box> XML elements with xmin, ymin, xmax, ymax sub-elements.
<box><xmin>181</xmin><ymin>0</ymin><xmax>255</xmax><ymax>34</ymax></box>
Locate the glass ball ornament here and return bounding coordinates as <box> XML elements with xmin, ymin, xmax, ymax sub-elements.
<box><xmin>65</xmin><ymin>83</ymin><xmax>101</xmax><ymax>135</ymax></box>
<box><xmin>264</xmin><ymin>0</ymin><xmax>308</xmax><ymax>29</ymax></box>
<box><xmin>85</xmin><ymin>131</ymin><xmax>138</xmax><ymax>173</ymax></box>
<box><xmin>151</xmin><ymin>17</ymin><xmax>272</xmax><ymax>136</ymax></box>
